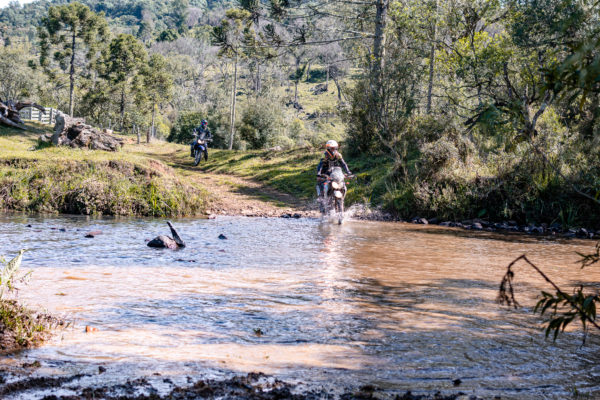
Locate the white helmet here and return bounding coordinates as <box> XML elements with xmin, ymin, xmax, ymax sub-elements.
<box><xmin>325</xmin><ymin>140</ymin><xmax>338</xmax><ymax>151</ymax></box>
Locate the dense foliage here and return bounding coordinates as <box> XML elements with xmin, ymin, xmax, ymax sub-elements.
<box><xmin>0</xmin><ymin>0</ymin><xmax>598</xmax><ymax>229</ymax></box>
<box><xmin>343</xmin><ymin>0</ymin><xmax>600</xmax><ymax>228</ymax></box>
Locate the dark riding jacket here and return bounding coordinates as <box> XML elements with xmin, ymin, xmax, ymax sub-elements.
<box><xmin>317</xmin><ymin>150</ymin><xmax>351</xmax><ymax>176</ymax></box>
<box><xmin>194</xmin><ymin>126</ymin><xmax>212</xmax><ymax>141</ymax></box>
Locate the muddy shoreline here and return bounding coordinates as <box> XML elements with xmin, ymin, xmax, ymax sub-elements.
<box><xmin>0</xmin><ymin>370</ymin><xmax>479</xmax><ymax>400</ymax></box>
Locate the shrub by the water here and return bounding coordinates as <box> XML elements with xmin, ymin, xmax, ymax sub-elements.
<box><xmin>0</xmin><ymin>251</ymin><xmax>62</xmax><ymax>353</ymax></box>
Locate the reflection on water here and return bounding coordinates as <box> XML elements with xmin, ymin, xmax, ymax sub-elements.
<box><xmin>0</xmin><ymin>214</ymin><xmax>599</xmax><ymax>399</ymax></box>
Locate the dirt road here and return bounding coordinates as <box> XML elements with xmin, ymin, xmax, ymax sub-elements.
<box><xmin>192</xmin><ymin>172</ymin><xmax>319</xmax><ymax>218</ymax></box>
<box><xmin>156</xmin><ymin>151</ymin><xmax>319</xmax><ymax>218</ymax></box>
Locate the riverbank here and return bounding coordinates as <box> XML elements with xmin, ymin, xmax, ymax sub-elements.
<box><xmin>0</xmin><ymin>370</ymin><xmax>477</xmax><ymax>399</ymax></box>
<box><xmin>2</xmin><ymin>124</ymin><xmax>599</xmax><ymax>232</ymax></box>
<box><xmin>200</xmin><ymin>148</ymin><xmax>600</xmax><ymax>235</ymax></box>
<box><xmin>0</xmin><ymin>124</ymin><xmax>208</xmax><ymax>217</ymax></box>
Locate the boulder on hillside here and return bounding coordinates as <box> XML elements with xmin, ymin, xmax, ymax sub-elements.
<box><xmin>39</xmin><ymin>112</ymin><xmax>123</xmax><ymax>152</ymax></box>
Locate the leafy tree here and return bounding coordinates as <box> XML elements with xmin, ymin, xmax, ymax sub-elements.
<box><xmin>172</xmin><ymin>0</ymin><xmax>190</xmax><ymax>34</ymax></box>
<box><xmin>99</xmin><ymin>33</ymin><xmax>148</xmax><ymax>130</ymax></box>
<box><xmin>239</xmin><ymin>101</ymin><xmax>280</xmax><ymax>149</ymax></box>
<box><xmin>38</xmin><ymin>2</ymin><xmax>108</xmax><ymax>117</ymax></box>
<box><xmin>158</xmin><ymin>29</ymin><xmax>179</xmax><ymax>42</ymax></box>
<box><xmin>143</xmin><ymin>53</ymin><xmax>174</xmax><ymax>142</ymax></box>
<box><xmin>137</xmin><ymin>9</ymin><xmax>156</xmax><ymax>44</ymax></box>
<box><xmin>212</xmin><ymin>8</ymin><xmax>253</xmax><ymax>150</ymax></box>
<box><xmin>168</xmin><ymin>111</ymin><xmax>207</xmax><ymax>144</ymax></box>
<box><xmin>289</xmin><ymin>63</ymin><xmax>306</xmax><ymax>105</ymax></box>
<box><xmin>0</xmin><ymin>45</ymin><xmax>36</xmax><ymax>100</ymax></box>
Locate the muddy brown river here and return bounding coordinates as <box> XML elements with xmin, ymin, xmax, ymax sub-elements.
<box><xmin>1</xmin><ymin>214</ymin><xmax>599</xmax><ymax>399</ymax></box>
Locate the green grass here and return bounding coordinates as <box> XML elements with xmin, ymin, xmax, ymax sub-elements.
<box><xmin>0</xmin><ymin>124</ymin><xmax>209</xmax><ymax>217</ymax></box>
<box><xmin>201</xmin><ymin>148</ymin><xmax>395</xmax><ymax>206</ymax></box>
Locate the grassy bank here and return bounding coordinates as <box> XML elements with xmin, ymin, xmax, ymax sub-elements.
<box><xmin>0</xmin><ymin>125</ymin><xmax>208</xmax><ymax>217</ymax></box>
<box><xmin>200</xmin><ymin>148</ymin><xmax>394</xmax><ymax>209</ymax></box>
<box><xmin>2</xmin><ymin>123</ymin><xmax>597</xmax><ymax>228</ymax></box>
<box><xmin>197</xmin><ymin>147</ymin><xmax>600</xmax><ymax>229</ymax></box>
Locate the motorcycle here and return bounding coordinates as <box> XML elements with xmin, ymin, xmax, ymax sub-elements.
<box><xmin>318</xmin><ymin>166</ymin><xmax>353</xmax><ymax>224</ymax></box>
<box><xmin>192</xmin><ymin>134</ymin><xmax>211</xmax><ymax>166</ymax></box>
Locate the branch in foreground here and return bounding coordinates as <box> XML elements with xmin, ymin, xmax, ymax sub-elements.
<box><xmin>498</xmin><ymin>254</ymin><xmax>600</xmax><ymax>342</ymax></box>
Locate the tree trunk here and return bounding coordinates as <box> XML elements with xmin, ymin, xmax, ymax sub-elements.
<box><xmin>256</xmin><ymin>63</ymin><xmax>261</xmax><ymax>92</ymax></box>
<box><xmin>372</xmin><ymin>0</ymin><xmax>389</xmax><ymax>87</ymax></box>
<box><xmin>120</xmin><ymin>87</ymin><xmax>125</xmax><ymax>131</ymax></box>
<box><xmin>228</xmin><ymin>55</ymin><xmax>238</xmax><ymax>150</ymax></box>
<box><xmin>426</xmin><ymin>0</ymin><xmax>438</xmax><ymax>114</ymax></box>
<box><xmin>149</xmin><ymin>100</ymin><xmax>156</xmax><ymax>143</ymax></box>
<box><xmin>333</xmin><ymin>76</ymin><xmax>343</xmax><ymax>102</ymax></box>
<box><xmin>69</xmin><ymin>28</ymin><xmax>77</xmax><ymax>117</ymax></box>
<box><xmin>294</xmin><ymin>81</ymin><xmax>299</xmax><ymax>104</ymax></box>
<box><xmin>426</xmin><ymin>44</ymin><xmax>436</xmax><ymax>114</ymax></box>
<box><xmin>325</xmin><ymin>65</ymin><xmax>330</xmax><ymax>91</ymax></box>
<box><xmin>370</xmin><ymin>0</ymin><xmax>389</xmax><ymax>139</ymax></box>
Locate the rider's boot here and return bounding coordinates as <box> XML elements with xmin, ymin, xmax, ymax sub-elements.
<box><xmin>318</xmin><ymin>195</ymin><xmax>325</xmax><ymax>214</ymax></box>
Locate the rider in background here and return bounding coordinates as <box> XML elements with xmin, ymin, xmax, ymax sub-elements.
<box><xmin>316</xmin><ymin>140</ymin><xmax>352</xmax><ymax>197</ymax></box>
<box><xmin>190</xmin><ymin>119</ymin><xmax>212</xmax><ymax>161</ymax></box>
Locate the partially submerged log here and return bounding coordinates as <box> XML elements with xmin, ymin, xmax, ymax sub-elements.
<box><xmin>39</xmin><ymin>112</ymin><xmax>123</xmax><ymax>152</ymax></box>
<box><xmin>0</xmin><ymin>99</ymin><xmax>45</xmax><ymax>130</ymax></box>
<box><xmin>147</xmin><ymin>221</ymin><xmax>186</xmax><ymax>249</ymax></box>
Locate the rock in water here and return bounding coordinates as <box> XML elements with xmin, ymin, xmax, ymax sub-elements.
<box><xmin>84</xmin><ymin>230</ymin><xmax>102</xmax><ymax>238</ymax></box>
<box><xmin>147</xmin><ymin>222</ymin><xmax>186</xmax><ymax>249</ymax></box>
<box><xmin>167</xmin><ymin>221</ymin><xmax>185</xmax><ymax>248</ymax></box>
<box><xmin>147</xmin><ymin>235</ymin><xmax>178</xmax><ymax>249</ymax></box>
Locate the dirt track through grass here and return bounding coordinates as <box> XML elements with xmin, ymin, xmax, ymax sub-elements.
<box><xmin>153</xmin><ymin>150</ymin><xmax>319</xmax><ymax>218</ymax></box>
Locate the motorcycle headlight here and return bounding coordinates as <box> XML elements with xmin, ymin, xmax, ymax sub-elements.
<box><xmin>331</xmin><ymin>181</ymin><xmax>341</xmax><ymax>189</ymax></box>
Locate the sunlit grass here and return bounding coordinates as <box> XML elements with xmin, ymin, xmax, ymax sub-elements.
<box><xmin>0</xmin><ymin>124</ymin><xmax>209</xmax><ymax>217</ymax></box>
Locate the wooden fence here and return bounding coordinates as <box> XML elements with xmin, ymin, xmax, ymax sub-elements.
<box><xmin>19</xmin><ymin>107</ymin><xmax>62</xmax><ymax>125</ymax></box>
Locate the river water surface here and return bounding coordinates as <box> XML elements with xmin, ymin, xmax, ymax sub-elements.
<box><xmin>1</xmin><ymin>214</ymin><xmax>599</xmax><ymax>399</ymax></box>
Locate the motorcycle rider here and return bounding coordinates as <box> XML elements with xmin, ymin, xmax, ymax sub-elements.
<box><xmin>316</xmin><ymin>140</ymin><xmax>352</xmax><ymax>198</ymax></box>
<box><xmin>190</xmin><ymin>119</ymin><xmax>212</xmax><ymax>161</ymax></box>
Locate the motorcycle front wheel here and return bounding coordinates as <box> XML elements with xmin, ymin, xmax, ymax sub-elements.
<box><xmin>194</xmin><ymin>149</ymin><xmax>202</xmax><ymax>166</ymax></box>
<box><xmin>335</xmin><ymin>197</ymin><xmax>344</xmax><ymax>224</ymax></box>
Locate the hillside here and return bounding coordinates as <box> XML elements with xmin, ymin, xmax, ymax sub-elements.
<box><xmin>0</xmin><ymin>0</ymin><xmax>218</xmax><ymax>32</ymax></box>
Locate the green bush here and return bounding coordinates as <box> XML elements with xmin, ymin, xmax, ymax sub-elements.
<box><xmin>168</xmin><ymin>111</ymin><xmax>206</xmax><ymax>144</ymax></box>
<box><xmin>239</xmin><ymin>102</ymin><xmax>281</xmax><ymax>149</ymax></box>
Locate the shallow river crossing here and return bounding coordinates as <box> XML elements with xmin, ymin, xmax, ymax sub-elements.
<box><xmin>1</xmin><ymin>214</ymin><xmax>599</xmax><ymax>399</ymax></box>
